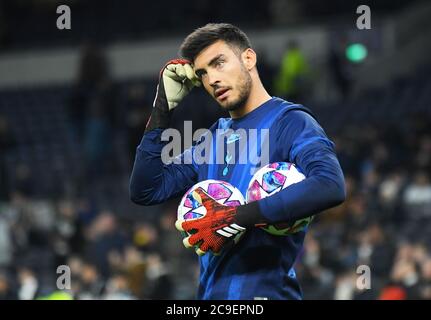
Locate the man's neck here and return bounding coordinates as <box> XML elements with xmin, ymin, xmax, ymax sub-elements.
<box><xmin>229</xmin><ymin>80</ymin><xmax>272</xmax><ymax>119</ymax></box>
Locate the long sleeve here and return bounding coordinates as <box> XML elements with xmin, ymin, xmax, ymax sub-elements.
<box><xmin>257</xmin><ymin>110</ymin><xmax>346</xmax><ymax>223</ymax></box>
<box><xmin>129</xmin><ymin>128</ymin><xmax>199</xmax><ymax>205</ymax></box>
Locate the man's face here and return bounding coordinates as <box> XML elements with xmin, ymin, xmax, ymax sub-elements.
<box><xmin>193</xmin><ymin>40</ymin><xmax>252</xmax><ymax>112</ymax></box>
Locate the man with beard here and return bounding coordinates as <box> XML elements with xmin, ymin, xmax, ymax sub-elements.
<box><xmin>130</xmin><ymin>23</ymin><xmax>345</xmax><ymax>300</ymax></box>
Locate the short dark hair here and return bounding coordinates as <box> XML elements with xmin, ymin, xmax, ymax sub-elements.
<box><xmin>179</xmin><ymin>23</ymin><xmax>252</xmax><ymax>63</ymax></box>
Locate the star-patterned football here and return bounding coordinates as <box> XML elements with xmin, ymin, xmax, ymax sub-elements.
<box><xmin>246</xmin><ymin>162</ymin><xmax>313</xmax><ymax>236</ymax></box>
<box><xmin>177</xmin><ymin>180</ymin><xmax>246</xmax><ymax>238</ymax></box>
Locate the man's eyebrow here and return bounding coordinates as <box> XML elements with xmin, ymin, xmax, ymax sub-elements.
<box><xmin>195</xmin><ymin>54</ymin><xmax>225</xmax><ymax>76</ymax></box>
<box><xmin>208</xmin><ymin>54</ymin><xmax>225</xmax><ymax>67</ymax></box>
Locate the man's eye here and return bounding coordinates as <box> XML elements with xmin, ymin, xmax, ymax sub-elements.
<box><xmin>216</xmin><ymin>61</ymin><xmax>225</xmax><ymax>68</ymax></box>
<box><xmin>196</xmin><ymin>71</ymin><xmax>205</xmax><ymax>79</ymax></box>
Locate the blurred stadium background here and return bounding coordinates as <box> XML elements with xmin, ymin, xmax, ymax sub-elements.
<box><xmin>0</xmin><ymin>0</ymin><xmax>430</xmax><ymax>300</ymax></box>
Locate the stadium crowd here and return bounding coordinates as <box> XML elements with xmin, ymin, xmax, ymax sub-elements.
<box><xmin>1</xmin><ymin>81</ymin><xmax>430</xmax><ymax>299</ymax></box>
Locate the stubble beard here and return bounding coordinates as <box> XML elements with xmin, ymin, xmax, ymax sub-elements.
<box><xmin>221</xmin><ymin>67</ymin><xmax>252</xmax><ymax>112</ymax></box>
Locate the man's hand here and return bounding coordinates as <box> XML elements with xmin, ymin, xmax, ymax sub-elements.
<box><xmin>162</xmin><ymin>59</ymin><xmax>201</xmax><ymax>110</ymax></box>
<box><xmin>145</xmin><ymin>59</ymin><xmax>201</xmax><ymax>133</ymax></box>
<box><xmin>175</xmin><ymin>188</ymin><xmax>246</xmax><ymax>256</ymax></box>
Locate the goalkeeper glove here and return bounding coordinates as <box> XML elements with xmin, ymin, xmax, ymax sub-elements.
<box><xmin>145</xmin><ymin>59</ymin><xmax>201</xmax><ymax>133</ymax></box>
<box><xmin>175</xmin><ymin>187</ymin><xmax>247</xmax><ymax>256</ymax></box>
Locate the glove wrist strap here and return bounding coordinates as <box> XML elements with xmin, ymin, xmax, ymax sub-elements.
<box><xmin>144</xmin><ymin>100</ymin><xmax>172</xmax><ymax>133</ymax></box>
<box><xmin>235</xmin><ymin>201</ymin><xmax>270</xmax><ymax>228</ymax></box>
<box><xmin>144</xmin><ymin>79</ymin><xmax>172</xmax><ymax>133</ymax></box>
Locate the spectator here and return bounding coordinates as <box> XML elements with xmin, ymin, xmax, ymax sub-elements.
<box><xmin>144</xmin><ymin>253</ymin><xmax>174</xmax><ymax>300</ymax></box>
<box><xmin>327</xmin><ymin>37</ymin><xmax>352</xmax><ymax>100</ymax></box>
<box><xmin>17</xmin><ymin>267</ymin><xmax>38</xmax><ymax>300</ymax></box>
<box><xmin>76</xmin><ymin>262</ymin><xmax>104</xmax><ymax>299</ymax></box>
<box><xmin>103</xmin><ymin>273</ymin><xmax>136</xmax><ymax>300</ymax></box>
<box><xmin>86</xmin><ymin>211</ymin><xmax>128</xmax><ymax>278</ymax></box>
<box><xmin>403</xmin><ymin>172</ymin><xmax>431</xmax><ymax>220</ymax></box>
<box><xmin>273</xmin><ymin>40</ymin><xmax>310</xmax><ymax>102</ymax></box>
<box><xmin>68</xmin><ymin>44</ymin><xmax>119</xmax><ymax>181</ymax></box>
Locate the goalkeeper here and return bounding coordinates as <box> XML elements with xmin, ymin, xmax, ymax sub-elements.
<box><xmin>130</xmin><ymin>23</ymin><xmax>345</xmax><ymax>300</ymax></box>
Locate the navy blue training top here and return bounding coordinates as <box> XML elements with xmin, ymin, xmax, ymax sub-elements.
<box><xmin>130</xmin><ymin>97</ymin><xmax>345</xmax><ymax>300</ymax></box>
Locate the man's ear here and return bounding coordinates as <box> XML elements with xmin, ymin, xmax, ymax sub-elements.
<box><xmin>242</xmin><ymin>48</ymin><xmax>257</xmax><ymax>71</ymax></box>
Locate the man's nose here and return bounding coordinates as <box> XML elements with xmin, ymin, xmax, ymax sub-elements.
<box><xmin>208</xmin><ymin>72</ymin><xmax>220</xmax><ymax>88</ymax></box>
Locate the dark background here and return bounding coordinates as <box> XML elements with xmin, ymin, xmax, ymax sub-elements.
<box><xmin>0</xmin><ymin>0</ymin><xmax>430</xmax><ymax>300</ymax></box>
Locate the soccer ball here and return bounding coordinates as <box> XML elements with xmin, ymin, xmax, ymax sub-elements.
<box><xmin>246</xmin><ymin>162</ymin><xmax>314</xmax><ymax>236</ymax></box>
<box><xmin>177</xmin><ymin>180</ymin><xmax>246</xmax><ymax>240</ymax></box>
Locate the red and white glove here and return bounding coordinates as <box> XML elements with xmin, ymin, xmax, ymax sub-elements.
<box><xmin>145</xmin><ymin>59</ymin><xmax>201</xmax><ymax>133</ymax></box>
<box><xmin>175</xmin><ymin>188</ymin><xmax>246</xmax><ymax>256</ymax></box>
<box><xmin>159</xmin><ymin>59</ymin><xmax>201</xmax><ymax>110</ymax></box>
